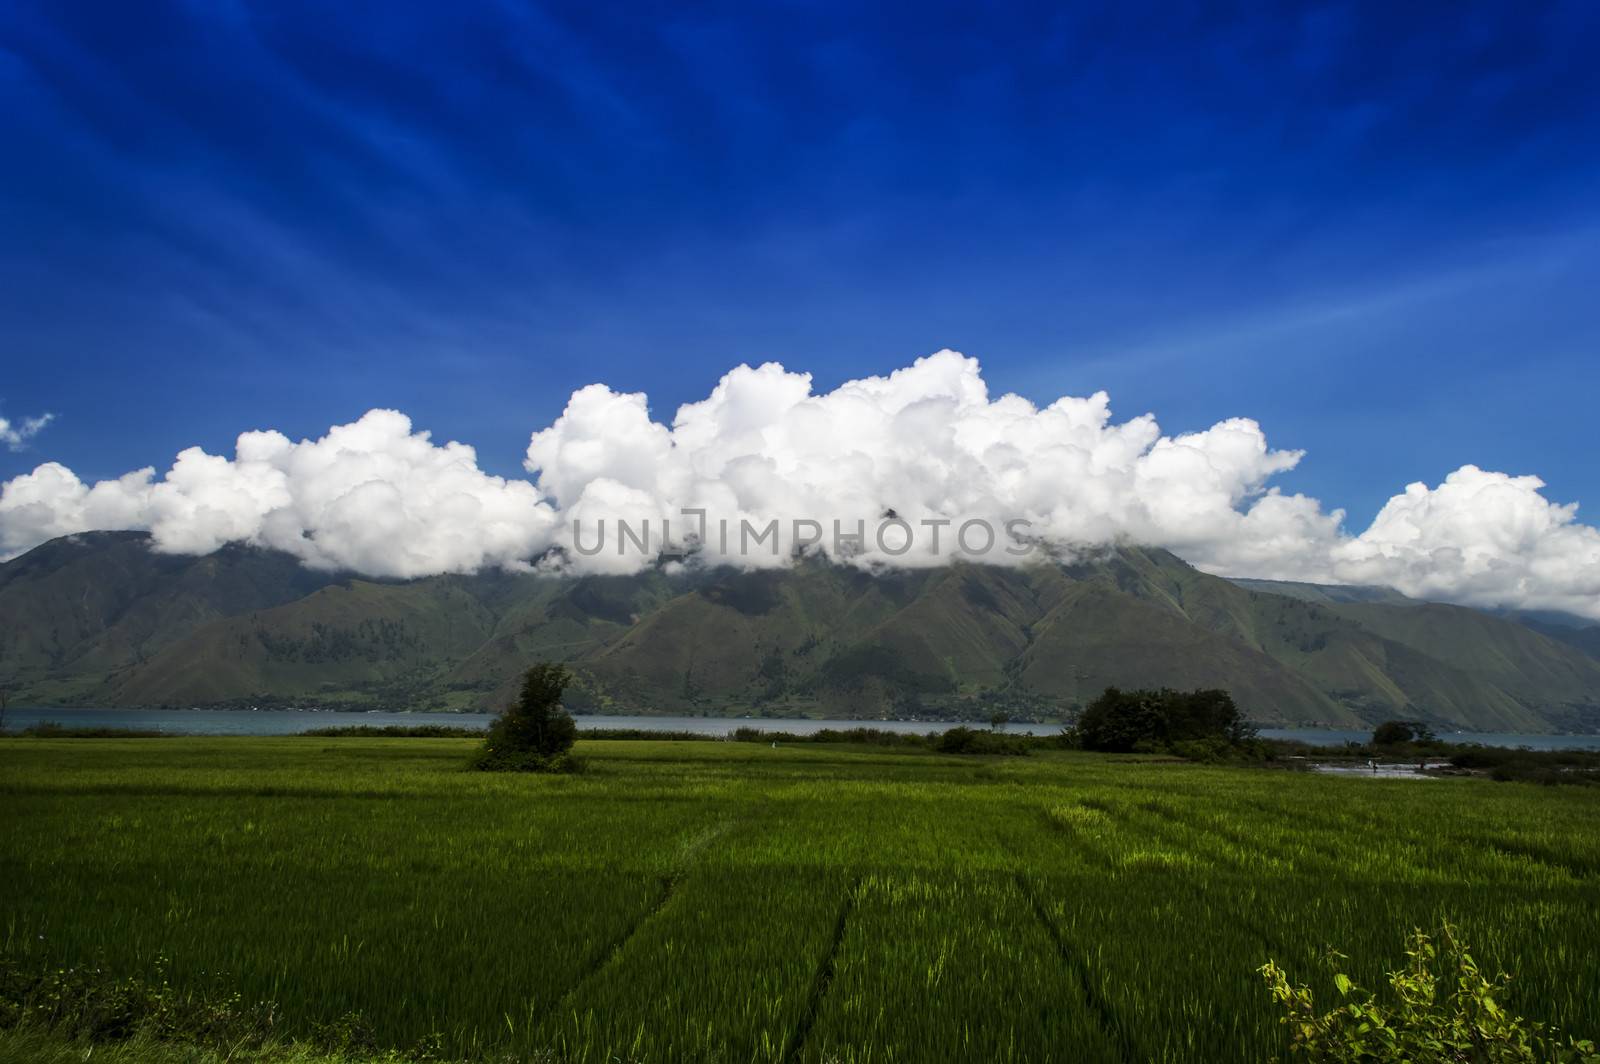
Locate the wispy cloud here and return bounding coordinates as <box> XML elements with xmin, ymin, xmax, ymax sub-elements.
<box><xmin>0</xmin><ymin>411</ymin><xmax>53</xmax><ymax>451</ymax></box>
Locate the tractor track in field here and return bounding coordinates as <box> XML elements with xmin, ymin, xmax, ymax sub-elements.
<box><xmin>1012</xmin><ymin>869</ymin><xmax>1138</xmax><ymax>1064</ymax></box>
<box><xmin>538</xmin><ymin>871</ymin><xmax>678</xmax><ymax>1028</ymax></box>
<box><xmin>535</xmin><ymin>819</ymin><xmax>734</xmax><ymax>1029</ymax></box>
<box><xmin>783</xmin><ymin>876</ymin><xmax>859</xmax><ymax>1063</ymax></box>
<box><xmin>1036</xmin><ymin>801</ymin><xmax>1288</xmax><ymax>962</ymax></box>
<box><xmin>1105</xmin><ymin>803</ymin><xmax>1290</xmax><ymax>962</ymax></box>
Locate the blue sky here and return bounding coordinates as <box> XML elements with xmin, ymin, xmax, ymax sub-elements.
<box><xmin>2</xmin><ymin>0</ymin><xmax>1598</xmax><ymax>529</ymax></box>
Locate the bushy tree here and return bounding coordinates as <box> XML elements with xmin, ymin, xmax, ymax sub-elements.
<box><xmin>1260</xmin><ymin>924</ymin><xmax>1598</xmax><ymax>1062</ymax></box>
<box><xmin>1072</xmin><ymin>688</ymin><xmax>1166</xmax><ymax>752</ymax></box>
<box><xmin>1072</xmin><ymin>687</ymin><xmax>1254</xmax><ymax>753</ymax></box>
<box><xmin>472</xmin><ymin>664</ymin><xmax>579</xmax><ymax>772</ymax></box>
<box><xmin>1373</xmin><ymin>719</ymin><xmax>1437</xmax><ymax>745</ymax></box>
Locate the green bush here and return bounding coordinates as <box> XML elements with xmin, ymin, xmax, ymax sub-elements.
<box><xmin>20</xmin><ymin>723</ymin><xmax>166</xmax><ymax>739</ymax></box>
<box><xmin>578</xmin><ymin>727</ymin><xmax>705</xmax><ymax>741</ymax></box>
<box><xmin>1169</xmin><ymin>736</ymin><xmax>1246</xmax><ymax>763</ymax></box>
<box><xmin>302</xmin><ymin>725</ymin><xmax>482</xmax><ymax>738</ymax></box>
<box><xmin>1372</xmin><ymin>719</ymin><xmax>1437</xmax><ymax>746</ymax></box>
<box><xmin>1072</xmin><ymin>687</ymin><xmax>1254</xmax><ymax>754</ymax></box>
<box><xmin>932</xmin><ymin>726</ymin><xmax>1030</xmax><ymax>756</ymax></box>
<box><xmin>1449</xmin><ymin>746</ymin><xmax>1600</xmax><ymax>786</ymax></box>
<box><xmin>470</xmin><ymin>664</ymin><xmax>579</xmax><ymax>772</ymax></box>
<box><xmin>728</xmin><ymin>726</ymin><xmax>928</xmax><ymax>748</ymax></box>
<box><xmin>1259</xmin><ymin>924</ymin><xmax>1598</xmax><ymax>1062</ymax></box>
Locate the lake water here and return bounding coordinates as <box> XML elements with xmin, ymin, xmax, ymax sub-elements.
<box><xmin>4</xmin><ymin>707</ymin><xmax>1600</xmax><ymax>749</ymax></box>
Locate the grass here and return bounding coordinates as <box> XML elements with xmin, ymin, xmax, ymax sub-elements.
<box><xmin>11</xmin><ymin>722</ymin><xmax>169</xmax><ymax>738</ymax></box>
<box><xmin>0</xmin><ymin>1028</ymin><xmax>374</xmax><ymax>1063</ymax></box>
<box><xmin>1</xmin><ymin>737</ymin><xmax>1597</xmax><ymax>1062</ymax></box>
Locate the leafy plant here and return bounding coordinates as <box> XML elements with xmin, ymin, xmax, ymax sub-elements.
<box><xmin>0</xmin><ymin>954</ymin><xmax>281</xmax><ymax>1048</ymax></box>
<box><xmin>1259</xmin><ymin>924</ymin><xmax>1599</xmax><ymax>1062</ymax></box>
<box><xmin>470</xmin><ymin>663</ymin><xmax>579</xmax><ymax>772</ymax></box>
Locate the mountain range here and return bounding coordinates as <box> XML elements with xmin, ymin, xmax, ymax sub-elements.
<box><xmin>2</xmin><ymin>531</ymin><xmax>1598</xmax><ymax>733</ymax></box>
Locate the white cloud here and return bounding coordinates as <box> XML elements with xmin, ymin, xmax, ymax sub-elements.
<box><xmin>0</xmin><ymin>409</ymin><xmax>556</xmax><ymax>578</ymax></box>
<box><xmin>1327</xmin><ymin>467</ymin><xmax>1600</xmax><ymax>617</ymax></box>
<box><xmin>0</xmin><ymin>411</ymin><xmax>54</xmax><ymax>451</ymax></box>
<box><xmin>3</xmin><ymin>351</ymin><xmax>1600</xmax><ymax>618</ymax></box>
<box><xmin>0</xmin><ymin>462</ymin><xmax>155</xmax><ymax>558</ymax></box>
<box><xmin>523</xmin><ymin>352</ymin><xmax>1329</xmax><ymax>574</ymax></box>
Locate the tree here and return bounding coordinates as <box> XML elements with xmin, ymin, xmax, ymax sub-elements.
<box><xmin>472</xmin><ymin>664</ymin><xmax>579</xmax><ymax>771</ymax></box>
<box><xmin>1165</xmin><ymin>688</ymin><xmax>1256</xmax><ymax>745</ymax></box>
<box><xmin>988</xmin><ymin>710</ymin><xmax>1011</xmax><ymax>732</ymax></box>
<box><xmin>1073</xmin><ymin>688</ymin><xmax>1167</xmax><ymax>752</ymax></box>
<box><xmin>1373</xmin><ymin>720</ymin><xmax>1436</xmax><ymax>746</ymax></box>
<box><xmin>1072</xmin><ymin>687</ymin><xmax>1254</xmax><ymax>753</ymax></box>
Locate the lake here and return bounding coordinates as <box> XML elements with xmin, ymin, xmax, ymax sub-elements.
<box><xmin>4</xmin><ymin>707</ymin><xmax>1600</xmax><ymax>749</ymax></box>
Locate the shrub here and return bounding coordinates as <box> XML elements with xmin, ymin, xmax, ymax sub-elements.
<box><xmin>1373</xmin><ymin>719</ymin><xmax>1437</xmax><ymax>746</ymax></box>
<box><xmin>471</xmin><ymin>664</ymin><xmax>579</xmax><ymax>772</ymax></box>
<box><xmin>1448</xmin><ymin>746</ymin><xmax>1600</xmax><ymax>786</ymax></box>
<box><xmin>578</xmin><ymin>728</ymin><xmax>705</xmax><ymax>741</ymax></box>
<box><xmin>1259</xmin><ymin>924</ymin><xmax>1598</xmax><ymax>1062</ymax></box>
<box><xmin>20</xmin><ymin>723</ymin><xmax>166</xmax><ymax>739</ymax></box>
<box><xmin>932</xmin><ymin>726</ymin><xmax>1030</xmax><ymax>756</ymax></box>
<box><xmin>1072</xmin><ymin>687</ymin><xmax>1254</xmax><ymax>753</ymax></box>
<box><xmin>1168</xmin><ymin>736</ymin><xmax>1236</xmax><ymax>763</ymax></box>
<box><xmin>728</xmin><ymin>726</ymin><xmax>928</xmax><ymax>748</ymax></box>
<box><xmin>302</xmin><ymin>724</ymin><xmax>482</xmax><ymax>738</ymax></box>
<box><xmin>731</xmin><ymin>726</ymin><xmax>801</xmax><ymax>743</ymax></box>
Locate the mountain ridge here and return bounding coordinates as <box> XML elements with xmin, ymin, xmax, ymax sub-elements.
<box><xmin>3</xmin><ymin>532</ymin><xmax>1598</xmax><ymax>733</ymax></box>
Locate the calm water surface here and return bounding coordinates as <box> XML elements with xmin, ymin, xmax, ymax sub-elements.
<box><xmin>4</xmin><ymin>708</ymin><xmax>1599</xmax><ymax>749</ymax></box>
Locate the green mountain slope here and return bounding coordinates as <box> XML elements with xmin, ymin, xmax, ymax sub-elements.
<box><xmin>1502</xmin><ymin>615</ymin><xmax>1600</xmax><ymax>661</ymax></box>
<box><xmin>3</xmin><ymin>532</ymin><xmax>1598</xmax><ymax>731</ymax></box>
<box><xmin>108</xmin><ymin>577</ymin><xmax>501</xmax><ymax>708</ymax></box>
<box><xmin>1228</xmin><ymin>578</ymin><xmax>1417</xmax><ymax>607</ymax></box>
<box><xmin>0</xmin><ymin>532</ymin><xmax>341</xmax><ymax>703</ymax></box>
<box><xmin>1112</xmin><ymin>550</ymin><xmax>1556</xmax><ymax>730</ymax></box>
<box><xmin>1013</xmin><ymin>578</ymin><xmax>1346</xmax><ymax>722</ymax></box>
<box><xmin>1528</xmin><ymin>623</ymin><xmax>1600</xmax><ymax>661</ymax></box>
<box><xmin>1325</xmin><ymin>602</ymin><xmax>1600</xmax><ymax>731</ymax></box>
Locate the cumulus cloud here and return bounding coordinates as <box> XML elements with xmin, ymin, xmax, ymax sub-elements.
<box><xmin>0</xmin><ymin>410</ymin><xmax>556</xmax><ymax>578</ymax></box>
<box><xmin>1326</xmin><ymin>467</ymin><xmax>1600</xmax><ymax>617</ymax></box>
<box><xmin>0</xmin><ymin>411</ymin><xmax>54</xmax><ymax>450</ymax></box>
<box><xmin>3</xmin><ymin>351</ymin><xmax>1600</xmax><ymax>618</ymax></box>
<box><xmin>523</xmin><ymin>354</ymin><xmax>1326</xmax><ymax>574</ymax></box>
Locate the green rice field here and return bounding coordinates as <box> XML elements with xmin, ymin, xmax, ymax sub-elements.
<box><xmin>2</xmin><ymin>737</ymin><xmax>1597</xmax><ymax>1062</ymax></box>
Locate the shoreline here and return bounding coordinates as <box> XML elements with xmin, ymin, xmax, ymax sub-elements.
<box><xmin>5</xmin><ymin>706</ymin><xmax>1600</xmax><ymax>748</ymax></box>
